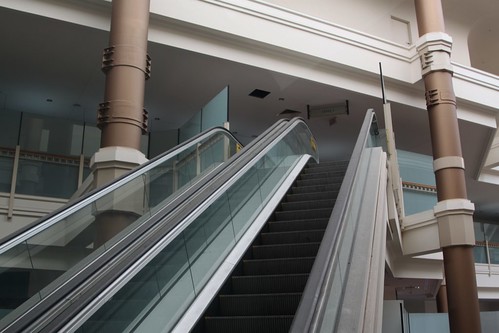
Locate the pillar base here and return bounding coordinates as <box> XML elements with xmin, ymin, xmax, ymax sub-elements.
<box><xmin>90</xmin><ymin>146</ymin><xmax>147</xmax><ymax>188</ymax></box>
<box><xmin>90</xmin><ymin>146</ymin><xmax>148</xmax><ymax>246</ymax></box>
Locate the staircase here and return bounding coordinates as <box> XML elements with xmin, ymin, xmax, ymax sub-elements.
<box><xmin>193</xmin><ymin>160</ymin><xmax>348</xmax><ymax>333</ymax></box>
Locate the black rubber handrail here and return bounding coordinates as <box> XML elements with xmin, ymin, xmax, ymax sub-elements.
<box><xmin>0</xmin><ymin>118</ymin><xmax>295</xmax><ymax>332</ymax></box>
<box><xmin>290</xmin><ymin>109</ymin><xmax>377</xmax><ymax>332</ymax></box>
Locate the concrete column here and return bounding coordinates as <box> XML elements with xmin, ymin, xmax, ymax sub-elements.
<box><xmin>414</xmin><ymin>1</ymin><xmax>481</xmax><ymax>332</ymax></box>
<box><xmin>91</xmin><ymin>0</ymin><xmax>151</xmax><ymax>246</ymax></box>
<box><xmin>92</xmin><ymin>0</ymin><xmax>151</xmax><ymax>187</ymax></box>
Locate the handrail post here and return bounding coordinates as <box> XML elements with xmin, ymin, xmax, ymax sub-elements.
<box><xmin>7</xmin><ymin>145</ymin><xmax>21</xmax><ymax>219</ymax></box>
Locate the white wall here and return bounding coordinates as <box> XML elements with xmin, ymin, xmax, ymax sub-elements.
<box><xmin>267</xmin><ymin>0</ymin><xmax>418</xmax><ymax>44</ymax></box>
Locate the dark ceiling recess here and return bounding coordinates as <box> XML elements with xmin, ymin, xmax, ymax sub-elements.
<box><xmin>249</xmin><ymin>89</ymin><xmax>271</xmax><ymax>99</ymax></box>
<box><xmin>278</xmin><ymin>109</ymin><xmax>302</xmax><ymax>115</ymax></box>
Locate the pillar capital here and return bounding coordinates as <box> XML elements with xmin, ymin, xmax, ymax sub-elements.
<box><xmin>416</xmin><ymin>32</ymin><xmax>453</xmax><ymax>76</ymax></box>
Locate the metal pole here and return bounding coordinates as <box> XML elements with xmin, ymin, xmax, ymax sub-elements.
<box><xmin>98</xmin><ymin>0</ymin><xmax>151</xmax><ymax>149</ymax></box>
<box><xmin>414</xmin><ymin>1</ymin><xmax>481</xmax><ymax>332</ymax></box>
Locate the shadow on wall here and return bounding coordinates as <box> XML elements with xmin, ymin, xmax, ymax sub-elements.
<box><xmin>468</xmin><ymin>17</ymin><xmax>499</xmax><ymax>76</ymax></box>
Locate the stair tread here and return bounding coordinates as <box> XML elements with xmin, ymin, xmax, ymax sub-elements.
<box><xmin>261</xmin><ymin>229</ymin><xmax>325</xmax><ymax>236</ymax></box>
<box><xmin>243</xmin><ymin>256</ymin><xmax>315</xmax><ymax>262</ymax></box>
<box><xmin>205</xmin><ymin>315</ymin><xmax>294</xmax><ymax>319</ymax></box>
<box><xmin>233</xmin><ymin>273</ymin><xmax>309</xmax><ymax>279</ymax></box>
<box><xmin>253</xmin><ymin>242</ymin><xmax>321</xmax><ymax>248</ymax></box>
<box><xmin>269</xmin><ymin>218</ymin><xmax>329</xmax><ymax>223</ymax></box>
<box><xmin>219</xmin><ymin>292</ymin><xmax>302</xmax><ymax>297</ymax></box>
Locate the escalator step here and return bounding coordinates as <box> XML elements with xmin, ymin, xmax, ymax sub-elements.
<box><xmin>296</xmin><ymin>177</ymin><xmax>344</xmax><ymax>187</ymax></box>
<box><xmin>299</xmin><ymin>171</ymin><xmax>346</xmax><ymax>180</ymax></box>
<box><xmin>274</xmin><ymin>208</ymin><xmax>332</xmax><ymax>221</ymax></box>
<box><xmin>290</xmin><ymin>183</ymin><xmax>341</xmax><ymax>194</ymax></box>
<box><xmin>268</xmin><ymin>218</ymin><xmax>329</xmax><ymax>232</ymax></box>
<box><xmin>285</xmin><ymin>191</ymin><xmax>339</xmax><ymax>202</ymax></box>
<box><xmin>252</xmin><ymin>242</ymin><xmax>321</xmax><ymax>259</ymax></box>
<box><xmin>280</xmin><ymin>199</ymin><xmax>335</xmax><ymax>211</ymax></box>
<box><xmin>218</xmin><ymin>293</ymin><xmax>302</xmax><ymax>316</ymax></box>
<box><xmin>242</xmin><ymin>257</ymin><xmax>315</xmax><ymax>275</ymax></box>
<box><xmin>306</xmin><ymin>161</ymin><xmax>349</xmax><ymax>169</ymax></box>
<box><xmin>260</xmin><ymin>229</ymin><xmax>324</xmax><ymax>245</ymax></box>
<box><xmin>204</xmin><ymin>315</ymin><xmax>294</xmax><ymax>333</ymax></box>
<box><xmin>231</xmin><ymin>274</ymin><xmax>309</xmax><ymax>294</ymax></box>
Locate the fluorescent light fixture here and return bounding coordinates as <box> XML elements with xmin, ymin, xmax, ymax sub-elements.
<box><xmin>307</xmin><ymin>100</ymin><xmax>349</xmax><ymax>119</ymax></box>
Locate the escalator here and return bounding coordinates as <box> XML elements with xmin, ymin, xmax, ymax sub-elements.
<box><xmin>0</xmin><ymin>111</ymin><xmax>386</xmax><ymax>333</ymax></box>
<box><xmin>0</xmin><ymin>125</ymin><xmax>246</xmax><ymax>332</ymax></box>
<box><xmin>193</xmin><ymin>160</ymin><xmax>347</xmax><ymax>333</ymax></box>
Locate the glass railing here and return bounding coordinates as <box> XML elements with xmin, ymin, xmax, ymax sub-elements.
<box><xmin>65</xmin><ymin>120</ymin><xmax>318</xmax><ymax>332</ymax></box>
<box><xmin>0</xmin><ymin>127</ymin><xmax>239</xmax><ymax>330</ymax></box>
<box><xmin>473</xmin><ymin>221</ymin><xmax>499</xmax><ymax>265</ymax></box>
<box><xmin>407</xmin><ymin>311</ymin><xmax>499</xmax><ymax>332</ymax></box>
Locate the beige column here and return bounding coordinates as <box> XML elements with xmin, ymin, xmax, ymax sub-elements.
<box><xmin>91</xmin><ymin>0</ymin><xmax>151</xmax><ymax>187</ymax></box>
<box><xmin>414</xmin><ymin>1</ymin><xmax>481</xmax><ymax>332</ymax></box>
<box><xmin>91</xmin><ymin>0</ymin><xmax>151</xmax><ymax>245</ymax></box>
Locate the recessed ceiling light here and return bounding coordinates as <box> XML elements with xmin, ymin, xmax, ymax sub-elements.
<box><xmin>249</xmin><ymin>89</ymin><xmax>270</xmax><ymax>99</ymax></box>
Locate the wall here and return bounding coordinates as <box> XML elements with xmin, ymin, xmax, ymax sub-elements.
<box><xmin>267</xmin><ymin>0</ymin><xmax>418</xmax><ymax>45</ymax></box>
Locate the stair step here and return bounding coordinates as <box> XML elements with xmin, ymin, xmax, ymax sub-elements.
<box><xmin>252</xmin><ymin>242</ymin><xmax>321</xmax><ymax>259</ymax></box>
<box><xmin>260</xmin><ymin>229</ymin><xmax>324</xmax><ymax>245</ymax></box>
<box><xmin>231</xmin><ymin>274</ymin><xmax>309</xmax><ymax>294</ymax></box>
<box><xmin>285</xmin><ymin>191</ymin><xmax>339</xmax><ymax>202</ymax></box>
<box><xmin>280</xmin><ymin>199</ymin><xmax>335</xmax><ymax>211</ymax></box>
<box><xmin>268</xmin><ymin>218</ymin><xmax>329</xmax><ymax>232</ymax></box>
<box><xmin>243</xmin><ymin>257</ymin><xmax>315</xmax><ymax>275</ymax></box>
<box><xmin>290</xmin><ymin>183</ymin><xmax>342</xmax><ymax>194</ymax></box>
<box><xmin>299</xmin><ymin>171</ymin><xmax>346</xmax><ymax>180</ymax></box>
<box><xmin>204</xmin><ymin>315</ymin><xmax>294</xmax><ymax>333</ymax></box>
<box><xmin>274</xmin><ymin>208</ymin><xmax>332</xmax><ymax>221</ymax></box>
<box><xmin>296</xmin><ymin>177</ymin><xmax>344</xmax><ymax>187</ymax></box>
<box><xmin>218</xmin><ymin>293</ymin><xmax>302</xmax><ymax>316</ymax></box>
<box><xmin>306</xmin><ymin>161</ymin><xmax>349</xmax><ymax>169</ymax></box>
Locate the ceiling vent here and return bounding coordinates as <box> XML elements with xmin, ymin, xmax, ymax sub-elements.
<box><xmin>249</xmin><ymin>89</ymin><xmax>271</xmax><ymax>99</ymax></box>
<box><xmin>277</xmin><ymin>109</ymin><xmax>302</xmax><ymax>116</ymax></box>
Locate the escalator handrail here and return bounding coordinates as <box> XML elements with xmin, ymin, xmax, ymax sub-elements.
<box><xmin>290</xmin><ymin>109</ymin><xmax>377</xmax><ymax>332</ymax></box>
<box><xmin>0</xmin><ymin>118</ymin><xmax>295</xmax><ymax>332</ymax></box>
<box><xmin>31</xmin><ymin>118</ymin><xmax>314</xmax><ymax>333</ymax></box>
<box><xmin>0</xmin><ymin>126</ymin><xmax>241</xmax><ymax>251</ymax></box>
